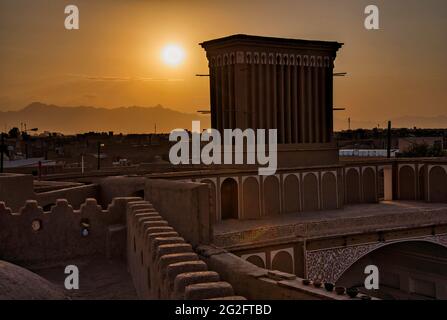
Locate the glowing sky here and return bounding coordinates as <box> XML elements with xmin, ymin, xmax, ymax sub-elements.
<box><xmin>0</xmin><ymin>0</ymin><xmax>446</xmax><ymax>126</ymax></box>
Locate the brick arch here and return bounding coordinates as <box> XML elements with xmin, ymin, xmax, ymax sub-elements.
<box><xmin>336</xmin><ymin>238</ymin><xmax>447</xmax><ymax>284</ymax></box>
<box><xmin>201</xmin><ymin>179</ymin><xmax>217</xmax><ymax>221</ymax></box>
<box><xmin>377</xmin><ymin>167</ymin><xmax>385</xmax><ymax>200</ymax></box>
<box><xmin>362</xmin><ymin>167</ymin><xmax>376</xmax><ymax>203</ymax></box>
<box><xmin>306</xmin><ymin>236</ymin><xmax>447</xmax><ymax>283</ymax></box>
<box><xmin>221</xmin><ymin>178</ymin><xmax>239</xmax><ymax>220</ymax></box>
<box><xmin>283</xmin><ymin>174</ymin><xmax>300</xmax><ymax>213</ymax></box>
<box><xmin>429</xmin><ymin>166</ymin><xmax>447</xmax><ymax>202</ymax></box>
<box><xmin>322</xmin><ymin>172</ymin><xmax>337</xmax><ymax>210</ymax></box>
<box><xmin>346</xmin><ymin>168</ymin><xmax>360</xmax><ymax>204</ymax></box>
<box><xmin>263</xmin><ymin>176</ymin><xmax>280</xmax><ymax>216</ymax></box>
<box><xmin>303</xmin><ymin>173</ymin><xmax>319</xmax><ymax>212</ymax></box>
<box><xmin>242</xmin><ymin>177</ymin><xmax>260</xmax><ymax>219</ymax></box>
<box><xmin>271</xmin><ymin>250</ymin><xmax>294</xmax><ymax>274</ymax></box>
<box><xmin>399</xmin><ymin>165</ymin><xmax>416</xmax><ymax>200</ymax></box>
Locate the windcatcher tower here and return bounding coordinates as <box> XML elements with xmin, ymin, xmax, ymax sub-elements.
<box><xmin>200</xmin><ymin>34</ymin><xmax>343</xmax><ymax>167</ymax></box>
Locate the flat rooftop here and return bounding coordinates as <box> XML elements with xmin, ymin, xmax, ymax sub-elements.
<box><xmin>200</xmin><ymin>34</ymin><xmax>343</xmax><ymax>50</ymax></box>
<box><xmin>213</xmin><ymin>201</ymin><xmax>447</xmax><ymax>248</ymax></box>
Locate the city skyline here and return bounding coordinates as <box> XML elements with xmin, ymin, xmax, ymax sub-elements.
<box><xmin>0</xmin><ymin>0</ymin><xmax>446</xmax><ymax>130</ymax></box>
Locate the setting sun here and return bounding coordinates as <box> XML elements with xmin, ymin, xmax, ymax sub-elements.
<box><xmin>161</xmin><ymin>44</ymin><xmax>185</xmax><ymax>67</ymax></box>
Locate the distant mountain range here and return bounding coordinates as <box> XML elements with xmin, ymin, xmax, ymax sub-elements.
<box><xmin>1</xmin><ymin>102</ymin><xmax>445</xmax><ymax>134</ymax></box>
<box><xmin>0</xmin><ymin>102</ymin><xmax>210</xmax><ymax>134</ymax></box>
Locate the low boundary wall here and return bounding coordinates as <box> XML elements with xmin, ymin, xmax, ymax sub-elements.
<box><xmin>0</xmin><ymin>197</ymin><xmax>139</xmax><ymax>266</ymax></box>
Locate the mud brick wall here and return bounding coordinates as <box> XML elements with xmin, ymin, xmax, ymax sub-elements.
<box><xmin>126</xmin><ymin>200</ymin><xmax>243</xmax><ymax>300</ymax></box>
<box><xmin>0</xmin><ymin>197</ymin><xmax>140</xmax><ymax>266</ymax></box>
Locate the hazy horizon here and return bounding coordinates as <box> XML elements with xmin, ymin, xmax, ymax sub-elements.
<box><xmin>2</xmin><ymin>102</ymin><xmax>447</xmax><ymax>134</ymax></box>
<box><xmin>1</xmin><ymin>0</ymin><xmax>446</xmax><ymax>130</ymax></box>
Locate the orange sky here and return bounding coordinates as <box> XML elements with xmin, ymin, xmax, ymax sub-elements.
<box><xmin>0</xmin><ymin>0</ymin><xmax>446</xmax><ymax>127</ymax></box>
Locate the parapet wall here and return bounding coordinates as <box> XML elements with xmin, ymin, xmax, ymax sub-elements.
<box><xmin>197</xmin><ymin>245</ymin><xmax>356</xmax><ymax>300</ymax></box>
<box><xmin>145</xmin><ymin>179</ymin><xmax>212</xmax><ymax>246</ymax></box>
<box><xmin>126</xmin><ymin>200</ymin><xmax>243</xmax><ymax>300</ymax></box>
<box><xmin>98</xmin><ymin>176</ymin><xmax>146</xmax><ymax>207</ymax></box>
<box><xmin>0</xmin><ymin>197</ymin><xmax>140</xmax><ymax>266</ymax></box>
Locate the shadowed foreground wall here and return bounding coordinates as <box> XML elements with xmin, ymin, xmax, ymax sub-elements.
<box><xmin>197</xmin><ymin>245</ymin><xmax>352</xmax><ymax>300</ymax></box>
<box><xmin>136</xmin><ymin>180</ymin><xmax>352</xmax><ymax>300</ymax></box>
<box><xmin>0</xmin><ymin>197</ymin><xmax>140</xmax><ymax>266</ymax></box>
<box><xmin>0</xmin><ymin>260</ymin><xmax>66</xmax><ymax>300</ymax></box>
<box><xmin>126</xmin><ymin>199</ymin><xmax>243</xmax><ymax>300</ymax></box>
<box><xmin>36</xmin><ymin>184</ymin><xmax>99</xmax><ymax>210</ymax></box>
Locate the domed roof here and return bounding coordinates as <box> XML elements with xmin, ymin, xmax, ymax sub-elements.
<box><xmin>0</xmin><ymin>260</ymin><xmax>66</xmax><ymax>300</ymax></box>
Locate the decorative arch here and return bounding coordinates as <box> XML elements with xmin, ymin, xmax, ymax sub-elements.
<box><xmin>220</xmin><ymin>178</ymin><xmax>239</xmax><ymax>220</ymax></box>
<box><xmin>429</xmin><ymin>166</ymin><xmax>447</xmax><ymax>202</ymax></box>
<box><xmin>346</xmin><ymin>168</ymin><xmax>360</xmax><ymax>204</ymax></box>
<box><xmin>263</xmin><ymin>176</ymin><xmax>281</xmax><ymax>216</ymax></box>
<box><xmin>283</xmin><ymin>174</ymin><xmax>300</xmax><ymax>213</ymax></box>
<box><xmin>321</xmin><ymin>172</ymin><xmax>337</xmax><ymax>210</ymax></box>
<box><xmin>246</xmin><ymin>255</ymin><xmax>266</xmax><ymax>269</ymax></box>
<box><xmin>242</xmin><ymin>177</ymin><xmax>261</xmax><ymax>219</ymax></box>
<box><xmin>362</xmin><ymin>167</ymin><xmax>376</xmax><ymax>203</ymax></box>
<box><xmin>399</xmin><ymin>165</ymin><xmax>416</xmax><ymax>200</ymax></box>
<box><xmin>241</xmin><ymin>252</ymin><xmax>266</xmax><ymax>269</ymax></box>
<box><xmin>302</xmin><ymin>173</ymin><xmax>319</xmax><ymax>212</ymax></box>
<box><xmin>306</xmin><ymin>235</ymin><xmax>447</xmax><ymax>283</ymax></box>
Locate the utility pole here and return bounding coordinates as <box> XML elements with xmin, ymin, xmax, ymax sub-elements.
<box><xmin>0</xmin><ymin>133</ymin><xmax>4</xmax><ymax>173</ymax></box>
<box><xmin>348</xmin><ymin>117</ymin><xmax>351</xmax><ymax>131</ymax></box>
<box><xmin>97</xmin><ymin>141</ymin><xmax>101</xmax><ymax>170</ymax></box>
<box><xmin>387</xmin><ymin>121</ymin><xmax>392</xmax><ymax>158</ymax></box>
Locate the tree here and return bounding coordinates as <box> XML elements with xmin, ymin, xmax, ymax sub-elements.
<box><xmin>8</xmin><ymin>127</ymin><xmax>20</xmax><ymax>139</ymax></box>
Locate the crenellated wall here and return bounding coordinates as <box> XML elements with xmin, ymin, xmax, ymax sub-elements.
<box><xmin>145</xmin><ymin>179</ymin><xmax>212</xmax><ymax>246</ymax></box>
<box><xmin>126</xmin><ymin>200</ymin><xmax>244</xmax><ymax>300</ymax></box>
<box><xmin>0</xmin><ymin>197</ymin><xmax>140</xmax><ymax>266</ymax></box>
<box><xmin>395</xmin><ymin>161</ymin><xmax>447</xmax><ymax>202</ymax></box>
